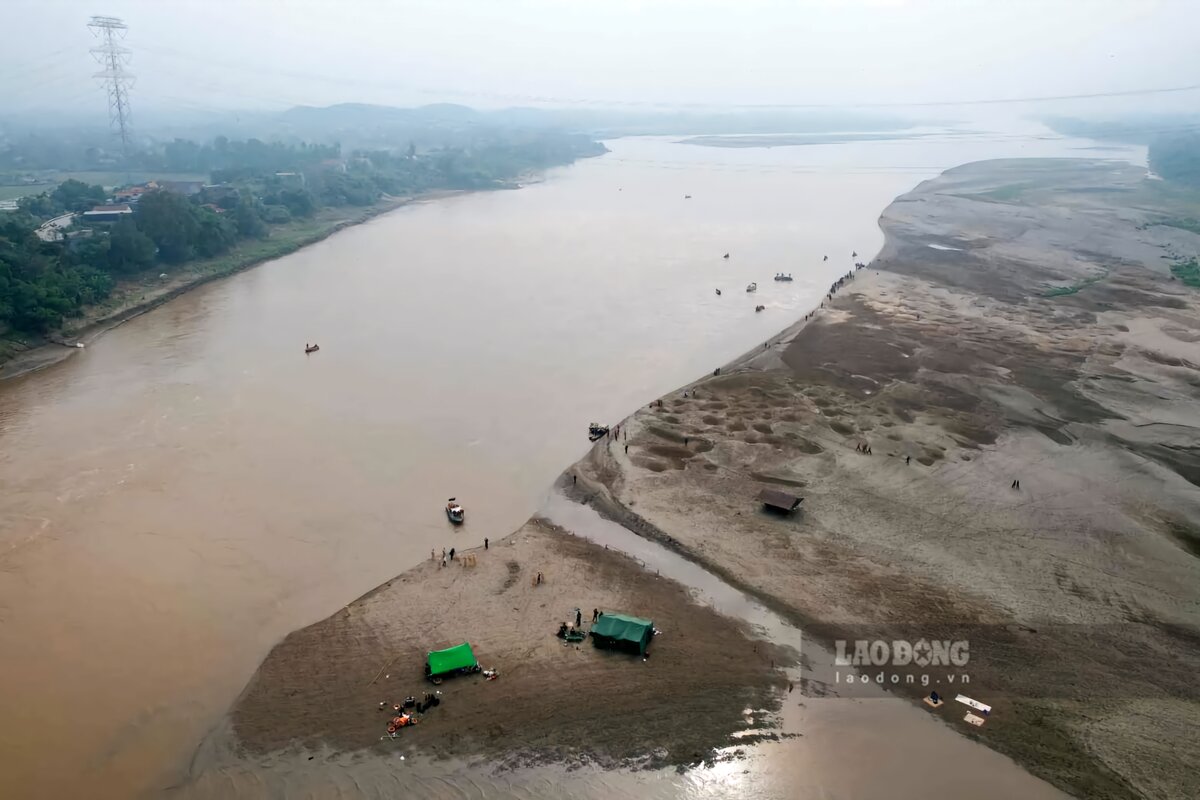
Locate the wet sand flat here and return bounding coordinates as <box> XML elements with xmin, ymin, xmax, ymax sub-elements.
<box><xmin>230</xmin><ymin>519</ymin><xmax>783</xmax><ymax>768</ymax></box>
<box><xmin>574</xmin><ymin>159</ymin><xmax>1200</xmax><ymax>800</ymax></box>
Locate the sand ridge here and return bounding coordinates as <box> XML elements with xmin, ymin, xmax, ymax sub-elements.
<box><xmin>575</xmin><ymin>159</ymin><xmax>1200</xmax><ymax>800</ymax></box>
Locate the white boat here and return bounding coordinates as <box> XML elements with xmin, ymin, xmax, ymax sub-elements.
<box><xmin>746</xmin><ymin>282</ymin><xmax>757</xmax><ymax>292</ymax></box>
<box><xmin>445</xmin><ymin>498</ymin><xmax>465</xmax><ymax>524</ymax></box>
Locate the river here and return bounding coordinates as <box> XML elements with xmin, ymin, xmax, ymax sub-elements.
<box><xmin>0</xmin><ymin>123</ymin><xmax>1143</xmax><ymax>799</ymax></box>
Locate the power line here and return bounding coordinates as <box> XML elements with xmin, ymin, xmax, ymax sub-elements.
<box><xmin>88</xmin><ymin>15</ymin><xmax>135</xmax><ymax>155</ymax></box>
<box><xmin>136</xmin><ymin>43</ymin><xmax>1200</xmax><ymax>111</ymax></box>
<box><xmin>1</xmin><ymin>47</ymin><xmax>80</xmax><ymax>82</ymax></box>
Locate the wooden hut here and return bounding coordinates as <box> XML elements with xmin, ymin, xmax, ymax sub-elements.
<box><xmin>757</xmin><ymin>488</ymin><xmax>803</xmax><ymax>515</ymax></box>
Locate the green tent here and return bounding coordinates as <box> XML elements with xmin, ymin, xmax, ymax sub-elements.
<box><xmin>426</xmin><ymin>642</ymin><xmax>478</xmax><ymax>676</ymax></box>
<box><xmin>590</xmin><ymin>613</ymin><xmax>655</xmax><ymax>655</ymax></box>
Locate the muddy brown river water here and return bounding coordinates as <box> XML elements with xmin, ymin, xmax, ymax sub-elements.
<box><xmin>0</xmin><ymin>127</ymin><xmax>1141</xmax><ymax>798</ymax></box>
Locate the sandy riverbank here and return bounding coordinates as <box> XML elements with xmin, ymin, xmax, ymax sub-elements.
<box><xmin>218</xmin><ymin>157</ymin><xmax>1198</xmax><ymax>798</ymax></box>
<box><xmin>0</xmin><ymin>191</ymin><xmax>463</xmax><ymax>382</ymax></box>
<box><xmin>228</xmin><ymin>518</ymin><xmax>784</xmax><ymax>770</ymax></box>
<box><xmin>571</xmin><ymin>159</ymin><xmax>1200</xmax><ymax>800</ymax></box>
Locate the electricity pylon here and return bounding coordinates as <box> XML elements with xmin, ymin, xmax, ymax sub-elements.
<box><xmin>88</xmin><ymin>15</ymin><xmax>135</xmax><ymax>156</ymax></box>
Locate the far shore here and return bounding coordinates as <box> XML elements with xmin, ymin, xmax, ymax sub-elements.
<box><xmin>0</xmin><ymin>186</ymin><xmax>488</xmax><ymax>383</ymax></box>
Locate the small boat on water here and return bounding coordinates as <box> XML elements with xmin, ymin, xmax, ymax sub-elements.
<box><xmin>588</xmin><ymin>422</ymin><xmax>610</xmax><ymax>442</ymax></box>
<box><xmin>446</xmin><ymin>498</ymin><xmax>465</xmax><ymax>525</ymax></box>
<box><xmin>755</xmin><ymin>305</ymin><xmax>765</xmax><ymax>313</ymax></box>
<box><xmin>684</xmin><ymin>194</ymin><xmax>692</xmax><ymax>199</ymax></box>
<box><xmin>774</xmin><ymin>273</ymin><xmax>794</xmax><ymax>282</ymax></box>
<box><xmin>746</xmin><ymin>282</ymin><xmax>757</xmax><ymax>292</ymax></box>
<box><xmin>305</xmin><ymin>343</ymin><xmax>320</xmax><ymax>353</ymax></box>
<box><xmin>722</xmin><ymin>253</ymin><xmax>730</xmax><ymax>259</ymax></box>
<box><xmin>852</xmin><ymin>251</ymin><xmax>858</xmax><ymax>257</ymax></box>
<box><xmin>715</xmin><ymin>288</ymin><xmax>722</xmax><ymax>296</ymax></box>
<box><xmin>823</xmin><ymin>255</ymin><xmax>828</xmax><ymax>261</ymax></box>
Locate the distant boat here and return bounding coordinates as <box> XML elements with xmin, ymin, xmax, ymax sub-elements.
<box><xmin>588</xmin><ymin>423</ymin><xmax>610</xmax><ymax>442</ymax></box>
<box><xmin>774</xmin><ymin>273</ymin><xmax>793</xmax><ymax>282</ymax></box>
<box><xmin>823</xmin><ymin>255</ymin><xmax>828</xmax><ymax>261</ymax></box>
<box><xmin>446</xmin><ymin>498</ymin><xmax>464</xmax><ymax>525</ymax></box>
<box><xmin>755</xmin><ymin>305</ymin><xmax>765</xmax><ymax>312</ymax></box>
<box><xmin>746</xmin><ymin>282</ymin><xmax>757</xmax><ymax>292</ymax></box>
<box><xmin>684</xmin><ymin>194</ymin><xmax>692</xmax><ymax>199</ymax></box>
<box><xmin>852</xmin><ymin>251</ymin><xmax>858</xmax><ymax>257</ymax></box>
<box><xmin>305</xmin><ymin>343</ymin><xmax>320</xmax><ymax>353</ymax></box>
<box><xmin>715</xmin><ymin>288</ymin><xmax>722</xmax><ymax>296</ymax></box>
<box><xmin>723</xmin><ymin>253</ymin><xmax>730</xmax><ymax>259</ymax></box>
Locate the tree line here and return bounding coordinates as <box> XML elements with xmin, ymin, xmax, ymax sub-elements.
<box><xmin>1</xmin><ymin>131</ymin><xmax>604</xmax><ymax>336</ymax></box>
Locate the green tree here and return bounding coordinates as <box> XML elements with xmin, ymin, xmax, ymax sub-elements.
<box><xmin>278</xmin><ymin>187</ymin><xmax>315</xmax><ymax>218</ymax></box>
<box><xmin>194</xmin><ymin>208</ymin><xmax>238</xmax><ymax>257</ymax></box>
<box><xmin>136</xmin><ymin>190</ymin><xmax>199</xmax><ymax>263</ymax></box>
<box><xmin>0</xmin><ymin>217</ymin><xmax>114</xmax><ymax>334</ymax></box>
<box><xmin>17</xmin><ymin>192</ymin><xmax>60</xmax><ymax>220</ymax></box>
<box><xmin>51</xmin><ymin>180</ymin><xmax>106</xmax><ymax>213</ymax></box>
<box><xmin>260</xmin><ymin>204</ymin><xmax>292</xmax><ymax>224</ymax></box>
<box><xmin>107</xmin><ymin>217</ymin><xmax>157</xmax><ymax>273</ymax></box>
<box><xmin>231</xmin><ymin>192</ymin><xmax>267</xmax><ymax>239</ymax></box>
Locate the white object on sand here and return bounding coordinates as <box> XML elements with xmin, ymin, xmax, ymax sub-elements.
<box><xmin>964</xmin><ymin>712</ymin><xmax>986</xmax><ymax>727</ymax></box>
<box><xmin>956</xmin><ymin>694</ymin><xmax>991</xmax><ymax>715</ymax></box>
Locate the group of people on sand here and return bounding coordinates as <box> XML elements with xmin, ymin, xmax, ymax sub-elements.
<box><xmin>826</xmin><ymin>269</ymin><xmax>856</xmax><ymax>302</ymax></box>
<box><xmin>796</xmin><ymin>268</ymin><xmax>863</xmax><ymax>324</ymax></box>
<box><xmin>433</xmin><ymin>540</ymin><xmax>487</xmax><ymax>568</ymax></box>
<box><xmin>557</xmin><ymin>607</ymin><xmax>605</xmax><ymax>641</ymax></box>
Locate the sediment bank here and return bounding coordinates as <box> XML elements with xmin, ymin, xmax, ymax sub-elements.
<box><xmin>229</xmin><ymin>519</ymin><xmax>784</xmax><ymax>769</ymax></box>
<box><xmin>223</xmin><ymin>158</ymin><xmax>1200</xmax><ymax>799</ymax></box>
<box><xmin>573</xmin><ymin>159</ymin><xmax>1200</xmax><ymax>800</ymax></box>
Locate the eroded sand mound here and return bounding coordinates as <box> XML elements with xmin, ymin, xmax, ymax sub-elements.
<box><xmin>578</xmin><ymin>160</ymin><xmax>1200</xmax><ymax>800</ymax></box>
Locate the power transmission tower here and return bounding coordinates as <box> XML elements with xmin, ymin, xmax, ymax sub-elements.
<box><xmin>88</xmin><ymin>15</ymin><xmax>135</xmax><ymax>156</ymax></box>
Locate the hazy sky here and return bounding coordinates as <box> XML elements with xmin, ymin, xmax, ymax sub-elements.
<box><xmin>3</xmin><ymin>0</ymin><xmax>1198</xmax><ymax>118</ymax></box>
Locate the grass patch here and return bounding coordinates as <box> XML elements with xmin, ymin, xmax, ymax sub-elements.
<box><xmin>1153</xmin><ymin>217</ymin><xmax>1200</xmax><ymax>236</ymax></box>
<box><xmin>1170</xmin><ymin>258</ymin><xmax>1200</xmax><ymax>288</ymax></box>
<box><xmin>1041</xmin><ymin>269</ymin><xmax>1109</xmax><ymax>297</ymax></box>
<box><xmin>976</xmin><ymin>183</ymin><xmax>1032</xmax><ymax>203</ymax></box>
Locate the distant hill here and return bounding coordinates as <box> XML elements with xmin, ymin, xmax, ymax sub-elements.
<box><xmin>272</xmin><ymin>103</ymin><xmax>919</xmax><ymax>141</ymax></box>
<box><xmin>280</xmin><ymin>103</ymin><xmax>482</xmax><ymax>128</ymax></box>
